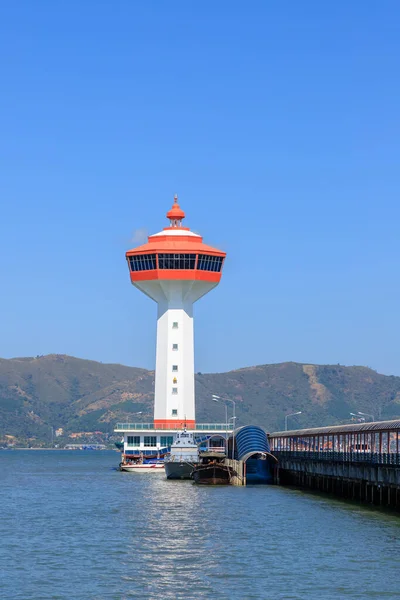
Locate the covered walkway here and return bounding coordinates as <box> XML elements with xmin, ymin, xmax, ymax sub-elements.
<box><xmin>269</xmin><ymin>420</ymin><xmax>400</xmax><ymax>508</ymax></box>
<box><xmin>269</xmin><ymin>419</ymin><xmax>400</xmax><ymax>464</ymax></box>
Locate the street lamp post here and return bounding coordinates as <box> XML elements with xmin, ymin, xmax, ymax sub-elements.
<box><xmin>212</xmin><ymin>396</ymin><xmax>227</xmax><ymax>446</ymax></box>
<box><xmin>132</xmin><ymin>411</ymin><xmax>143</xmax><ymax>420</ymax></box>
<box><xmin>212</xmin><ymin>400</ymin><xmax>227</xmax><ymax>429</ymax></box>
<box><xmin>285</xmin><ymin>411</ymin><xmax>302</xmax><ymax>431</ymax></box>
<box><xmin>229</xmin><ymin>416</ymin><xmax>237</xmax><ymax>459</ymax></box>
<box><xmin>212</xmin><ymin>394</ymin><xmax>236</xmax><ymax>460</ymax></box>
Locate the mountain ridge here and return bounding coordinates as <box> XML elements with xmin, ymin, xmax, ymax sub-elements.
<box><xmin>1</xmin><ymin>354</ymin><xmax>399</xmax><ymax>446</ymax></box>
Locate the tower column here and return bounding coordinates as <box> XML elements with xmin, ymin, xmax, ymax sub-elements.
<box><xmin>154</xmin><ymin>286</ymin><xmax>195</xmax><ymax>428</ymax></box>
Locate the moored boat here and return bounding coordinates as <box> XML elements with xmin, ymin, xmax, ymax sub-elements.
<box><xmin>164</xmin><ymin>429</ymin><xmax>199</xmax><ymax>480</ymax></box>
<box><xmin>119</xmin><ymin>457</ymin><xmax>164</xmax><ymax>473</ymax></box>
<box><xmin>191</xmin><ymin>451</ymin><xmax>235</xmax><ymax>485</ymax></box>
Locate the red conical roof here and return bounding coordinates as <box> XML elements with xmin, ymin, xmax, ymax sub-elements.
<box><xmin>166</xmin><ymin>194</ymin><xmax>185</xmax><ymax>222</ymax></box>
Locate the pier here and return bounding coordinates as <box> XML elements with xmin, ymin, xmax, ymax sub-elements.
<box><xmin>269</xmin><ymin>419</ymin><xmax>400</xmax><ymax>509</ymax></box>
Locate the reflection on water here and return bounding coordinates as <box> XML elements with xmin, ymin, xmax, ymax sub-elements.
<box><xmin>123</xmin><ymin>479</ymin><xmax>208</xmax><ymax>597</ymax></box>
<box><xmin>1</xmin><ymin>451</ymin><xmax>400</xmax><ymax>600</ymax></box>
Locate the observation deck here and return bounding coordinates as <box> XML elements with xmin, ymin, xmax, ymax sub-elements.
<box><xmin>126</xmin><ymin>195</ymin><xmax>226</xmax><ymax>285</ymax></box>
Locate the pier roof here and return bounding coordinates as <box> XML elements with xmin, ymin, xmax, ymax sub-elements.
<box><xmin>269</xmin><ymin>418</ymin><xmax>400</xmax><ymax>437</ymax></box>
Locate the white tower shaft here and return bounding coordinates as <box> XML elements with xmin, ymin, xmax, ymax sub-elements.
<box><xmin>155</xmin><ymin>301</ymin><xmax>195</xmax><ymax>424</ymax></box>
<box><xmin>132</xmin><ymin>279</ymin><xmax>217</xmax><ymax>426</ymax></box>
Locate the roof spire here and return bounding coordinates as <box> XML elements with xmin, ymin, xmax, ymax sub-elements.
<box><xmin>166</xmin><ymin>194</ymin><xmax>185</xmax><ymax>227</ymax></box>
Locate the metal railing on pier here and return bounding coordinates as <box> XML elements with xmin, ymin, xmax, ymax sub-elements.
<box><xmin>269</xmin><ymin>419</ymin><xmax>400</xmax><ymax>456</ymax></box>
<box><xmin>274</xmin><ymin>450</ymin><xmax>400</xmax><ymax>467</ymax></box>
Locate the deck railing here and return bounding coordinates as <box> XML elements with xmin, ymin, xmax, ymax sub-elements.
<box><xmin>114</xmin><ymin>423</ymin><xmax>233</xmax><ymax>431</ymax></box>
<box><xmin>274</xmin><ymin>450</ymin><xmax>400</xmax><ymax>466</ymax></box>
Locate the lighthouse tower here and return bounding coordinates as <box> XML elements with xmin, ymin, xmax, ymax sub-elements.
<box><xmin>115</xmin><ymin>195</ymin><xmax>229</xmax><ymax>458</ymax></box>
<box><xmin>126</xmin><ymin>195</ymin><xmax>225</xmax><ymax>428</ymax></box>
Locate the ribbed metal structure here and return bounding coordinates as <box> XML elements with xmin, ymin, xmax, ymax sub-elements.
<box><xmin>234</xmin><ymin>425</ymin><xmax>271</xmax><ymax>460</ymax></box>
<box><xmin>232</xmin><ymin>426</ymin><xmax>274</xmax><ymax>484</ymax></box>
<box><xmin>269</xmin><ymin>418</ymin><xmax>400</xmax><ymax>438</ymax></box>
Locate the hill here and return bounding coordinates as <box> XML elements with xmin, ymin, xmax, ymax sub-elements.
<box><xmin>1</xmin><ymin>355</ymin><xmax>400</xmax><ymax>446</ymax></box>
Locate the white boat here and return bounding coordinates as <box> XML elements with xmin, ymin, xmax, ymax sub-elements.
<box><xmin>120</xmin><ymin>462</ymin><xmax>165</xmax><ymax>473</ymax></box>
<box><xmin>164</xmin><ymin>429</ymin><xmax>200</xmax><ymax>479</ymax></box>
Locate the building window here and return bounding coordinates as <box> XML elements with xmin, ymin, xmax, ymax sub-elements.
<box><xmin>158</xmin><ymin>253</ymin><xmax>196</xmax><ymax>270</ymax></box>
<box><xmin>173</xmin><ymin>377</ymin><xmax>177</xmax><ymax>384</ymax></box>
<box><xmin>172</xmin><ymin>344</ymin><xmax>178</xmax><ymax>351</ymax></box>
<box><xmin>128</xmin><ymin>254</ymin><xmax>157</xmax><ymax>272</ymax></box>
<box><xmin>197</xmin><ymin>254</ymin><xmax>224</xmax><ymax>272</ymax></box>
<box><xmin>160</xmin><ymin>436</ymin><xmax>174</xmax><ymax>447</ymax></box>
<box><xmin>144</xmin><ymin>436</ymin><xmax>157</xmax><ymax>447</ymax></box>
<box><xmin>172</xmin><ymin>387</ymin><xmax>178</xmax><ymax>394</ymax></box>
<box><xmin>172</xmin><ymin>365</ymin><xmax>178</xmax><ymax>372</ymax></box>
<box><xmin>127</xmin><ymin>436</ymin><xmax>140</xmax><ymax>446</ymax></box>
<box><xmin>172</xmin><ymin>322</ymin><xmax>178</xmax><ymax>329</ymax></box>
<box><xmin>172</xmin><ymin>409</ymin><xmax>178</xmax><ymax>415</ymax></box>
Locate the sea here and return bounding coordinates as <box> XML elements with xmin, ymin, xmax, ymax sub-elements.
<box><xmin>0</xmin><ymin>450</ymin><xmax>399</xmax><ymax>600</ymax></box>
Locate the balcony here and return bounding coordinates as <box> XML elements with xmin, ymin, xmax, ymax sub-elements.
<box><xmin>114</xmin><ymin>422</ymin><xmax>233</xmax><ymax>432</ymax></box>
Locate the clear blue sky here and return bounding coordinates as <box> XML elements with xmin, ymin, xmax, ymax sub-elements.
<box><xmin>1</xmin><ymin>1</ymin><xmax>399</xmax><ymax>375</ymax></box>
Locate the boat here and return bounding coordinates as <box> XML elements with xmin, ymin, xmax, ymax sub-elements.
<box><xmin>164</xmin><ymin>429</ymin><xmax>200</xmax><ymax>480</ymax></box>
<box><xmin>191</xmin><ymin>451</ymin><xmax>236</xmax><ymax>485</ymax></box>
<box><xmin>119</xmin><ymin>456</ymin><xmax>165</xmax><ymax>473</ymax></box>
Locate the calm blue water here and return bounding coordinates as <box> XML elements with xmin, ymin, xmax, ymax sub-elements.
<box><xmin>1</xmin><ymin>451</ymin><xmax>399</xmax><ymax>600</ymax></box>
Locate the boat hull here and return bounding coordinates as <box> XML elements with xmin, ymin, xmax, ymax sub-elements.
<box><xmin>192</xmin><ymin>465</ymin><xmax>232</xmax><ymax>485</ymax></box>
<box><xmin>164</xmin><ymin>461</ymin><xmax>196</xmax><ymax>480</ymax></box>
<box><xmin>193</xmin><ymin>476</ymin><xmax>230</xmax><ymax>485</ymax></box>
<box><xmin>120</xmin><ymin>463</ymin><xmax>165</xmax><ymax>473</ymax></box>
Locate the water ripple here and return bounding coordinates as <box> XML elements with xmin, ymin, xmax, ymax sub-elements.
<box><xmin>1</xmin><ymin>451</ymin><xmax>399</xmax><ymax>599</ymax></box>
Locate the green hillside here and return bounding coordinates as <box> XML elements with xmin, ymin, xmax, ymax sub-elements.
<box><xmin>1</xmin><ymin>355</ymin><xmax>400</xmax><ymax>446</ymax></box>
